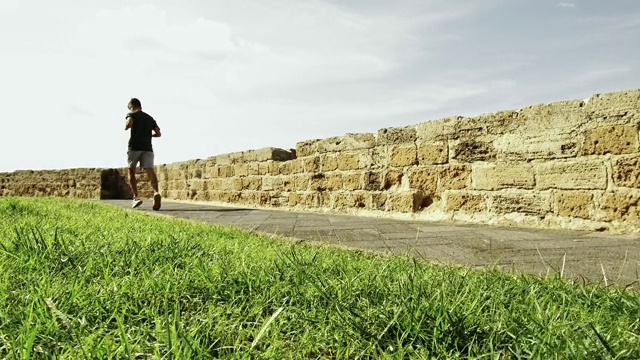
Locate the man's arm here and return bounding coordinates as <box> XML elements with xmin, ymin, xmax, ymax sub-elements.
<box><xmin>125</xmin><ymin>117</ymin><xmax>133</xmax><ymax>130</ymax></box>
<box><xmin>152</xmin><ymin>126</ymin><xmax>162</xmax><ymax>138</ymax></box>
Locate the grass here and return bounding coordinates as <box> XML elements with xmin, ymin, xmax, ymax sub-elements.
<box><xmin>0</xmin><ymin>197</ymin><xmax>638</xmax><ymax>359</ymax></box>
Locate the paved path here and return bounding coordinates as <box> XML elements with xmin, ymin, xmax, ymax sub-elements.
<box><xmin>103</xmin><ymin>200</ymin><xmax>640</xmax><ymax>288</ymax></box>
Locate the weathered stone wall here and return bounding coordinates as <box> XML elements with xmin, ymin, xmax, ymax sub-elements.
<box><xmin>0</xmin><ymin>168</ymin><xmax>131</xmax><ymax>199</ymax></box>
<box><xmin>151</xmin><ymin>89</ymin><xmax>640</xmax><ymax>233</ymax></box>
<box><xmin>1</xmin><ymin>89</ymin><xmax>639</xmax><ymax>233</ymax></box>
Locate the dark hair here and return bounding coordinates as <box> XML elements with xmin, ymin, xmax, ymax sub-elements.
<box><xmin>129</xmin><ymin>98</ymin><xmax>142</xmax><ymax>108</ymax></box>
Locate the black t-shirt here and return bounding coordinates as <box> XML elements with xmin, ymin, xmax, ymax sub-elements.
<box><xmin>127</xmin><ymin>111</ymin><xmax>159</xmax><ymax>151</ymax></box>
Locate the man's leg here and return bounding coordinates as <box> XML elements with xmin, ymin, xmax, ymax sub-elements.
<box><xmin>128</xmin><ymin>167</ymin><xmax>138</xmax><ymax>198</ymax></box>
<box><xmin>128</xmin><ymin>150</ymin><xmax>143</xmax><ymax>208</ymax></box>
<box><xmin>146</xmin><ymin>168</ymin><xmax>161</xmax><ymax>210</ymax></box>
<box><xmin>141</xmin><ymin>151</ymin><xmax>161</xmax><ymax>210</ymax></box>
<box><xmin>146</xmin><ymin>168</ymin><xmax>159</xmax><ymax>193</ymax></box>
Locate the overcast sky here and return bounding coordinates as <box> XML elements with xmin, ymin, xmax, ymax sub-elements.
<box><xmin>1</xmin><ymin>0</ymin><xmax>638</xmax><ymax>172</ymax></box>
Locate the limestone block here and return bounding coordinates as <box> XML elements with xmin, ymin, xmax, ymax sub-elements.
<box><xmin>586</xmin><ymin>89</ymin><xmax>640</xmax><ymax>124</ymax></box>
<box><xmin>472</xmin><ymin>163</ymin><xmax>534</xmax><ymax>190</ymax></box>
<box><xmin>189</xmin><ymin>179</ymin><xmax>207</xmax><ymax>191</ymax></box>
<box><xmin>247</xmin><ymin>147</ymin><xmax>294</xmax><ymax>162</ymax></box>
<box><xmin>278</xmin><ymin>162</ymin><xmax>291</xmax><ymax>175</ymax></box>
<box><xmin>471</xmin><ymin>111</ymin><xmax>523</xmax><ymax>136</ymax></box>
<box><xmin>493</xmin><ymin>100</ymin><xmax>586</xmax><ymax>161</ymax></box>
<box><xmin>415</xmin><ymin>117</ymin><xmax>458</xmax><ymax>142</ymax></box>
<box><xmin>258</xmin><ymin>162</ymin><xmax>270</xmax><ymax>175</ymax></box>
<box><xmin>189</xmin><ymin>160</ymin><xmax>205</xmax><ymax>178</ymax></box>
<box><xmin>296</xmin><ymin>139</ymin><xmax>321</xmax><ymax>157</ymax></box>
<box><xmin>283</xmin><ymin>177</ymin><xmax>295</xmax><ymax>192</ymax></box>
<box><xmin>445</xmin><ymin>192</ymin><xmax>486</xmax><ymax>212</ymax></box>
<box><xmin>303</xmin><ymin>156</ymin><xmax>320</xmax><ymax>173</ymax></box>
<box><xmin>491</xmin><ymin>192</ymin><xmax>551</xmax><ymax>215</ymax></box>
<box><xmin>243</xmin><ymin>177</ymin><xmax>262</xmax><ymax>191</ymax></box>
<box><xmin>205</xmin><ymin>156</ymin><xmax>217</xmax><ymax>167</ymax></box>
<box><xmin>171</xmin><ymin>181</ymin><xmax>187</xmax><ymax>191</ymax></box>
<box><xmin>427</xmin><ymin>111</ymin><xmax>522</xmax><ymax>145</ymax></box>
<box><xmin>368</xmin><ymin>192</ymin><xmax>388</xmax><ymax>210</ymax></box>
<box><xmin>229</xmin><ymin>152</ymin><xmax>245</xmax><ymax>164</ymax></box>
<box><xmin>383</xmin><ymin>170</ymin><xmax>404</xmax><ymax>190</ymax></box>
<box><xmin>294</xmin><ymin>174</ymin><xmax>311</xmax><ymax>191</ymax></box>
<box><xmin>555</xmin><ymin>191</ymin><xmax>593</xmax><ymax>219</ymax></box>
<box><xmin>352</xmin><ymin>191</ymin><xmax>368</xmax><ymax>208</ymax></box>
<box><xmin>331</xmin><ymin>191</ymin><xmax>367</xmax><ymax>209</ymax></box>
<box><xmin>388</xmin><ymin>192</ymin><xmax>420</xmax><ymax>213</ymax></box>
<box><xmin>232</xmin><ymin>178</ymin><xmax>243</xmax><ymax>192</ymax></box>
<box><xmin>262</xmin><ymin>176</ymin><xmax>283</xmax><ymax>191</ymax></box>
<box><xmin>337</xmin><ymin>153</ymin><xmax>360</xmax><ymax>171</ymax></box>
<box><xmin>234</xmin><ymin>163</ymin><xmax>249</xmax><ymax>177</ymax></box>
<box><xmin>377</xmin><ymin>125</ymin><xmax>417</xmax><ymax>145</ymax></box>
<box><xmin>220</xmin><ymin>191</ymin><xmax>241</xmax><ymax>203</ymax></box>
<box><xmin>316</xmin><ymin>133</ymin><xmax>376</xmax><ymax>153</ymax></box>
<box><xmin>309</xmin><ymin>173</ymin><xmax>327</xmax><ymax>191</ymax></box>
<box><xmin>174</xmin><ymin>190</ymin><xmax>190</xmax><ymax>200</ymax></box>
<box><xmin>203</xmin><ymin>165</ymin><xmax>217</xmax><ymax>179</ymax></box>
<box><xmin>239</xmin><ymin>191</ymin><xmax>256</xmax><ymax>204</ymax></box>
<box><xmin>320</xmin><ymin>154</ymin><xmax>338</xmax><ymax>171</ymax></box>
<box><xmin>197</xmin><ymin>190</ymin><xmax>216</xmax><ymax>202</ymax></box>
<box><xmin>332</xmin><ymin>192</ymin><xmax>351</xmax><ymax>209</ymax></box>
<box><xmin>218</xmin><ymin>165</ymin><xmax>234</xmax><ymax>178</ymax></box>
<box><xmin>440</xmin><ymin>165</ymin><xmax>470</xmax><ymax>190</ymax></box>
<box><xmin>268</xmin><ymin>161</ymin><xmax>279</xmax><ymax>175</ymax></box>
<box><xmin>209</xmin><ymin>178</ymin><xmax>223</xmax><ymax>191</ymax></box>
<box><xmin>409</xmin><ymin>167</ymin><xmax>437</xmax><ymax>194</ymax></box>
<box><xmin>389</xmin><ymin>144</ymin><xmax>417</xmax><ymax>167</ymax></box>
<box><xmin>450</xmin><ymin>139</ymin><xmax>496</xmax><ymax>162</ymax></box>
<box><xmin>613</xmin><ymin>155</ymin><xmax>640</xmax><ymax>188</ymax></box>
<box><xmin>248</xmin><ymin>162</ymin><xmax>260</xmax><ymax>176</ymax></box>
<box><xmin>167</xmin><ymin>168</ymin><xmax>183</xmax><ymax>181</ymax></box>
<box><xmin>357</xmin><ymin>149</ymin><xmax>376</xmax><ymax>169</ymax></box>
<box><xmin>326</xmin><ymin>173</ymin><xmax>343</xmax><ymax>191</ymax></box>
<box><xmin>290</xmin><ymin>159</ymin><xmax>304</xmax><ymax>174</ymax></box>
<box><xmin>363</xmin><ymin>171</ymin><xmax>382</xmax><ymax>191</ymax></box>
<box><xmin>450</xmin><ymin>116</ymin><xmax>489</xmax><ymax>140</ymax></box>
<box><xmin>417</xmin><ymin>141</ymin><xmax>448</xmax><ymax>165</ymax></box>
<box><xmin>288</xmin><ymin>192</ymin><xmax>302</xmax><ymax>206</ymax></box>
<box><xmin>581</xmin><ymin>125</ymin><xmax>638</xmax><ymax>155</ymax></box>
<box><xmin>299</xmin><ymin>192</ymin><xmax>327</xmax><ymax>208</ymax></box>
<box><xmin>214</xmin><ymin>154</ymin><xmax>230</xmax><ymax>165</ymax></box>
<box><xmin>494</xmin><ymin>133</ymin><xmax>580</xmax><ymax>161</ymax></box>
<box><xmin>536</xmin><ymin>160</ymin><xmax>607</xmax><ymax>190</ymax></box>
<box><xmin>257</xmin><ymin>191</ymin><xmax>272</xmax><ymax>205</ymax></box>
<box><xmin>342</xmin><ymin>172</ymin><xmax>362</xmax><ymax>191</ymax></box>
<box><xmin>600</xmin><ymin>192</ymin><xmax>640</xmax><ymax>221</ymax></box>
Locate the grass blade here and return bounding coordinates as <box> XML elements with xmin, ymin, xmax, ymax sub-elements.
<box><xmin>251</xmin><ymin>307</ymin><xmax>284</xmax><ymax>349</ymax></box>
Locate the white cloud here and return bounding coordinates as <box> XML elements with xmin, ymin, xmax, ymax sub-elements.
<box><xmin>557</xmin><ymin>2</ymin><xmax>576</xmax><ymax>8</ymax></box>
<box><xmin>571</xmin><ymin>66</ymin><xmax>631</xmax><ymax>84</ymax></box>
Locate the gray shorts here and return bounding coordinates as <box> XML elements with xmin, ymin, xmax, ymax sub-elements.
<box><xmin>127</xmin><ymin>150</ymin><xmax>155</xmax><ymax>168</ymax></box>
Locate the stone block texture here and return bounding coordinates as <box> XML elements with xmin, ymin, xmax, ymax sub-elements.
<box><xmin>4</xmin><ymin>89</ymin><xmax>640</xmax><ymax>233</ymax></box>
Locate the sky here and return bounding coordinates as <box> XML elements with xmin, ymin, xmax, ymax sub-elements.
<box><xmin>1</xmin><ymin>0</ymin><xmax>638</xmax><ymax>172</ymax></box>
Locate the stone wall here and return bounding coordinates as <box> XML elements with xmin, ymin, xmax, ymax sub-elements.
<box><xmin>152</xmin><ymin>89</ymin><xmax>640</xmax><ymax>233</ymax></box>
<box><xmin>0</xmin><ymin>168</ymin><xmax>131</xmax><ymax>199</ymax></box>
<box><xmin>2</xmin><ymin>89</ymin><xmax>640</xmax><ymax>233</ymax></box>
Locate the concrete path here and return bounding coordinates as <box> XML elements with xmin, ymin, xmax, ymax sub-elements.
<box><xmin>103</xmin><ymin>200</ymin><xmax>640</xmax><ymax>288</ymax></box>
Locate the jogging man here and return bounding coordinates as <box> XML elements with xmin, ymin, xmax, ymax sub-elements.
<box><xmin>125</xmin><ymin>98</ymin><xmax>162</xmax><ymax>210</ymax></box>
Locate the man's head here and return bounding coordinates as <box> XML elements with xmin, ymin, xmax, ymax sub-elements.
<box><xmin>128</xmin><ymin>98</ymin><xmax>142</xmax><ymax>112</ymax></box>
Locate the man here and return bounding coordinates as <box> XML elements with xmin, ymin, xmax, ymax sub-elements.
<box><xmin>125</xmin><ymin>98</ymin><xmax>162</xmax><ymax>210</ymax></box>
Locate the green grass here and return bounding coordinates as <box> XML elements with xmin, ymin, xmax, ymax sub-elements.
<box><xmin>0</xmin><ymin>197</ymin><xmax>638</xmax><ymax>359</ymax></box>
